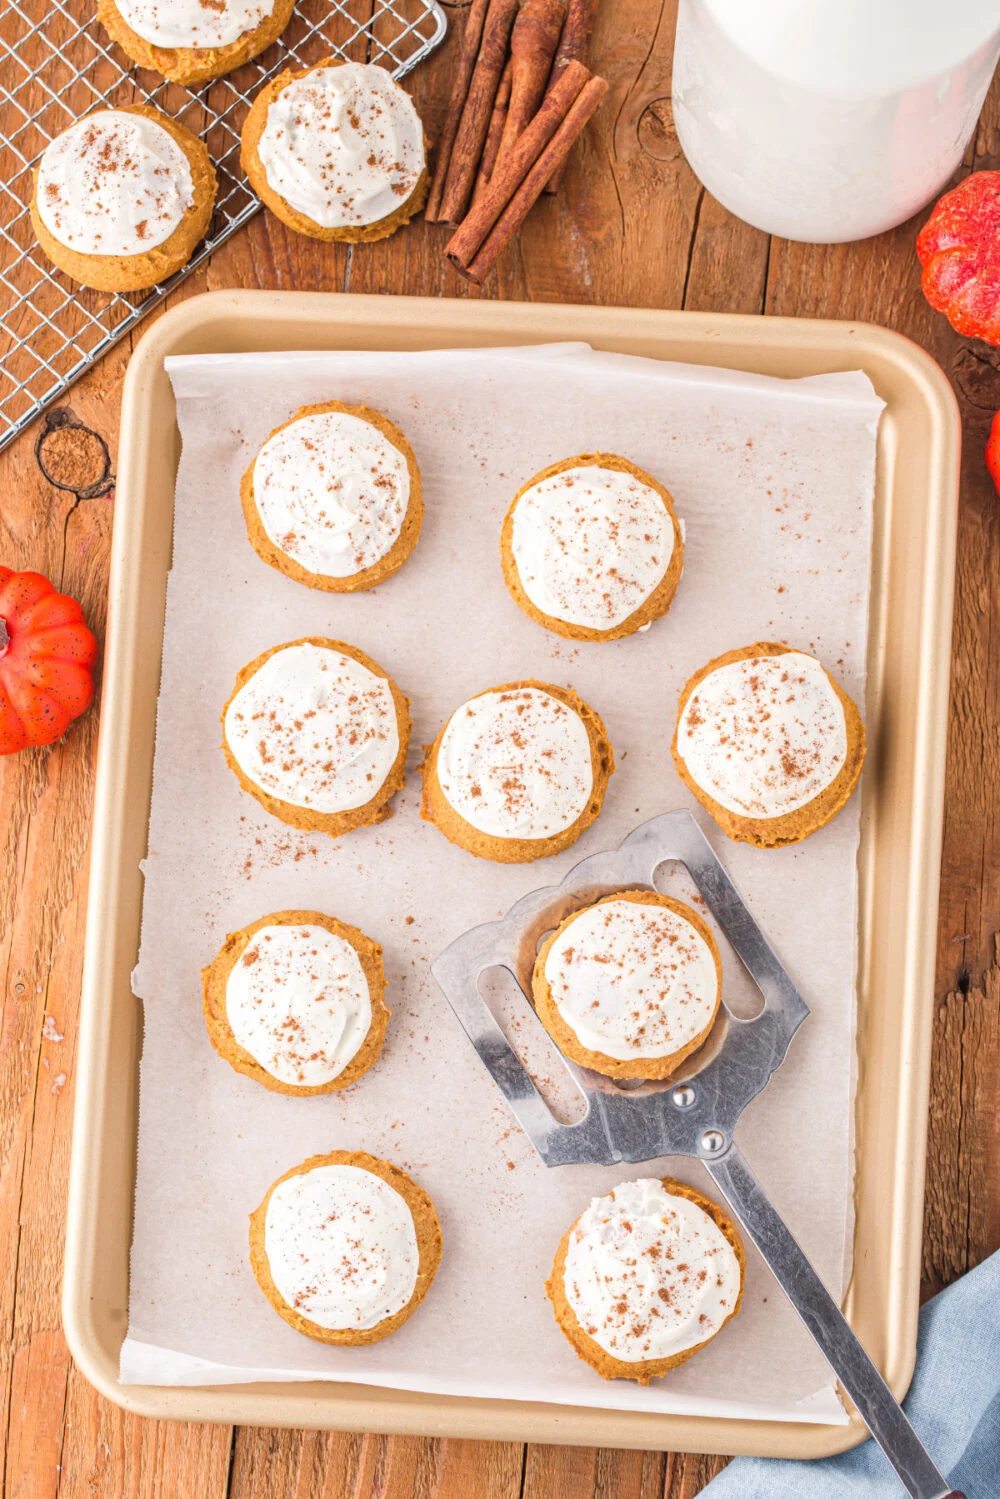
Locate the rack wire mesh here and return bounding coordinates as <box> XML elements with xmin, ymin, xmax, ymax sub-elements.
<box><xmin>0</xmin><ymin>0</ymin><xmax>447</xmax><ymax>455</ymax></box>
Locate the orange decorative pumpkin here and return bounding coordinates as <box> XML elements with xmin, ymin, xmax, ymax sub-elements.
<box><xmin>988</xmin><ymin>411</ymin><xmax>1000</xmax><ymax>497</ymax></box>
<box><xmin>917</xmin><ymin>171</ymin><xmax>1000</xmax><ymax>345</ymax></box>
<box><xmin>0</xmin><ymin>568</ymin><xmax>98</xmax><ymax>754</ymax></box>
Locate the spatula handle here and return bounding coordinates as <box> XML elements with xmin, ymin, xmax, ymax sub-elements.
<box><xmin>705</xmin><ymin>1143</ymin><xmax>961</xmax><ymax>1499</ymax></box>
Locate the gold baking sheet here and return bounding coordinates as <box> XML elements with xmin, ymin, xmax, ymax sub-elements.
<box><xmin>62</xmin><ymin>291</ymin><xmax>959</xmax><ymax>1456</ymax></box>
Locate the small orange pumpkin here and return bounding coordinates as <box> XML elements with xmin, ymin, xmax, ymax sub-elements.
<box><xmin>988</xmin><ymin>410</ymin><xmax>1000</xmax><ymax>498</ymax></box>
<box><xmin>917</xmin><ymin>171</ymin><xmax>1000</xmax><ymax>345</ymax></box>
<box><xmin>0</xmin><ymin>567</ymin><xmax>98</xmax><ymax>755</ymax></box>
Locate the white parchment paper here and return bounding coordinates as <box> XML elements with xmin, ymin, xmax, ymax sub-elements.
<box><xmin>122</xmin><ymin>343</ymin><xmax>883</xmax><ymax>1424</ymax></box>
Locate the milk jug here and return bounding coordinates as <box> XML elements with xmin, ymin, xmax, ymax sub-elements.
<box><xmin>671</xmin><ymin>0</ymin><xmax>1000</xmax><ymax>242</ymax></box>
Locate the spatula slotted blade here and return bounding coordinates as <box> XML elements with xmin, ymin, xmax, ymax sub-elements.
<box><xmin>431</xmin><ymin>809</ymin><xmax>809</xmax><ymax>1165</ymax></box>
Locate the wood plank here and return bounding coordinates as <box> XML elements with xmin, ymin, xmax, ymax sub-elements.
<box><xmin>6</xmin><ymin>1330</ymin><xmax>70</xmax><ymax>1499</ymax></box>
<box><xmin>662</xmin><ymin>1452</ymin><xmax>730</xmax><ymax>1499</ymax></box>
<box><xmin>56</xmin><ymin>1364</ymin><xmax>232</xmax><ymax>1499</ymax></box>
<box><xmin>226</xmin><ymin>1430</ymin><xmax>522</xmax><ymax>1499</ymax></box>
<box><xmin>0</xmin><ymin>383</ymin><xmax>113</xmax><ymax>1499</ymax></box>
<box><xmin>923</xmin><ymin>945</ymin><xmax>1000</xmax><ymax>1294</ymax></box>
<box><xmin>522</xmin><ymin>1443</ymin><xmax>665</xmax><ymax>1498</ymax></box>
<box><xmin>681</xmin><ymin>188</ymin><xmax>769</xmax><ymax>317</ymax></box>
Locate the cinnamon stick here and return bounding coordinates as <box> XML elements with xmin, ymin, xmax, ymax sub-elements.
<box><xmin>472</xmin><ymin>57</ymin><xmax>513</xmax><ymax>204</ymax></box>
<box><xmin>543</xmin><ymin>0</ymin><xmax>600</xmax><ymax>192</ymax></box>
<box><xmin>445</xmin><ymin>59</ymin><xmax>590</xmax><ymax>271</ymax></box>
<box><xmin>448</xmin><ymin>74</ymin><xmax>608</xmax><ymax>283</ymax></box>
<box><xmin>491</xmin><ymin>0</ymin><xmax>565</xmax><ymax>181</ymax></box>
<box><xmin>447</xmin><ymin>60</ymin><xmax>589</xmax><ymax>255</ymax></box>
<box><xmin>438</xmin><ymin>0</ymin><xmax>520</xmax><ymax>224</ymax></box>
<box><xmin>425</xmin><ymin>0</ymin><xmax>490</xmax><ymax>222</ymax></box>
<box><xmin>548</xmin><ymin>0</ymin><xmax>600</xmax><ymax>88</ymax></box>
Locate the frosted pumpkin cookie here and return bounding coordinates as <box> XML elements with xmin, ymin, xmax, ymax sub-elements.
<box><xmin>241</xmin><ymin>401</ymin><xmax>422</xmax><ymax>591</ymax></box>
<box><xmin>672</xmin><ymin>642</ymin><xmax>865</xmax><ymax>848</ymax></box>
<box><xmin>201</xmin><ymin>909</ymin><xmax>388</xmax><ymax>1095</ymax></box>
<box><xmin>532</xmin><ymin>890</ymin><xmax>721</xmax><ymax>1080</ymax></box>
<box><xmin>250</xmin><ymin>1150</ymin><xmax>442</xmax><ymax>1345</ymax></box>
<box><xmin>241</xmin><ymin>59</ymin><xmax>429</xmax><ymax>242</ymax></box>
<box><xmin>97</xmin><ymin>0</ymin><xmax>295</xmax><ymax>85</ymax></box>
<box><xmin>546</xmin><ymin>1176</ymin><xmax>745</xmax><ymax>1383</ymax></box>
<box><xmin>501</xmin><ymin>453</ymin><xmax>684</xmax><ymax>641</ymax></box>
<box><xmin>221</xmin><ymin>637</ymin><xmax>410</xmax><ymax>836</ymax></box>
<box><xmin>30</xmin><ymin>106</ymin><xmax>216</xmax><ymax>292</ymax></box>
<box><xmin>420</xmin><ymin>680</ymin><xmax>615</xmax><ymax>864</ymax></box>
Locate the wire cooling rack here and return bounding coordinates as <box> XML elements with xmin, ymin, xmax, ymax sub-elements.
<box><xmin>0</xmin><ymin>0</ymin><xmax>447</xmax><ymax>455</ymax></box>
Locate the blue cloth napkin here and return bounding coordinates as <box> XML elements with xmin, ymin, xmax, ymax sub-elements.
<box><xmin>702</xmin><ymin>1250</ymin><xmax>1000</xmax><ymax>1498</ymax></box>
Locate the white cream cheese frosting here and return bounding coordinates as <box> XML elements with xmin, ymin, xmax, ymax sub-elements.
<box><xmin>511</xmin><ymin>465</ymin><xmax>675</xmax><ymax>630</ymax></box>
<box><xmin>676</xmin><ymin>651</ymin><xmax>848</xmax><ymax>819</ymax></box>
<box><xmin>257</xmin><ymin>62</ymin><xmax>425</xmax><ymax>229</ymax></box>
<box><xmin>35</xmin><ymin>111</ymin><xmax>194</xmax><ymax>256</ymax></box>
<box><xmin>224</xmin><ymin>643</ymin><xmax>399</xmax><ymax>813</ymax></box>
<box><xmin>265</xmin><ymin>1164</ymin><xmax>418</xmax><ymax>1330</ymax></box>
<box><xmin>545</xmin><ymin>899</ymin><xmax>718</xmax><ymax>1061</ymax></box>
<box><xmin>253</xmin><ymin>410</ymin><xmax>410</xmax><ymax>578</ymax></box>
<box><xmin>114</xmin><ymin>0</ymin><xmax>276</xmax><ymax>48</ymax></box>
<box><xmin>436</xmin><ymin>686</ymin><xmax>594</xmax><ymax>840</ymax></box>
<box><xmin>225</xmin><ymin>923</ymin><xmax>372</xmax><ymax>1086</ymax></box>
<box><xmin>563</xmin><ymin>1178</ymin><xmax>742</xmax><ymax>1362</ymax></box>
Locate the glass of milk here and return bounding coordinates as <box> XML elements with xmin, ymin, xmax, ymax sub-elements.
<box><xmin>671</xmin><ymin>0</ymin><xmax>1000</xmax><ymax>243</ymax></box>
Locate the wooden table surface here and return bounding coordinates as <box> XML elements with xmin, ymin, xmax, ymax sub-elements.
<box><xmin>3</xmin><ymin>4</ymin><xmax>1000</xmax><ymax>1496</ymax></box>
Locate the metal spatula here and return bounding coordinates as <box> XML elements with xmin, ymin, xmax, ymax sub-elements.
<box><xmin>432</xmin><ymin>810</ymin><xmax>962</xmax><ymax>1499</ymax></box>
